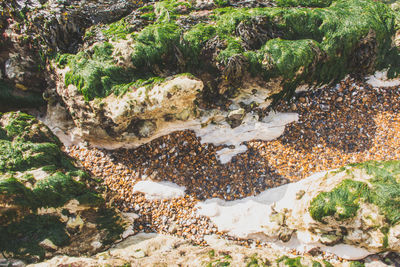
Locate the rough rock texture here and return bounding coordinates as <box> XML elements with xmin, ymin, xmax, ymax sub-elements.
<box><xmin>28</xmin><ymin>233</ymin><xmax>349</xmax><ymax>267</ymax></box>
<box><xmin>55</xmin><ymin>74</ymin><xmax>203</xmax><ymax>144</ymax></box>
<box><xmin>0</xmin><ymin>112</ymin><xmax>126</xmax><ymax>263</ymax></box>
<box><xmin>196</xmin><ymin>161</ymin><xmax>400</xmax><ymax>260</ymax></box>
<box><xmin>0</xmin><ymin>0</ymin><xmax>143</xmax><ymax>112</ymax></box>
<box><xmin>47</xmin><ymin>0</ymin><xmax>400</xmax><ymax>143</ymax></box>
<box><xmin>264</xmin><ymin>161</ymin><xmax>400</xmax><ymax>253</ymax></box>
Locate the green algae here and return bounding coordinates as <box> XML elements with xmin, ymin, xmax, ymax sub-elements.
<box><xmin>154</xmin><ymin>0</ymin><xmax>192</xmax><ymax>22</ymax></box>
<box><xmin>33</xmin><ymin>172</ymin><xmax>103</xmax><ymax>208</ymax></box>
<box><xmin>62</xmin><ymin>42</ymin><xmax>132</xmax><ymax>101</ymax></box>
<box><xmin>274</xmin><ymin>0</ymin><xmax>333</xmax><ymax>7</ymax></box>
<box><xmin>0</xmin><ymin>140</ymin><xmax>61</xmax><ymax>172</ymax></box>
<box><xmin>0</xmin><ymin>214</ymin><xmax>69</xmax><ymax>261</ymax></box>
<box><xmin>96</xmin><ymin>208</ymin><xmax>125</xmax><ymax>245</ymax></box>
<box><xmin>309</xmin><ymin>161</ymin><xmax>400</xmax><ymax>226</ymax></box>
<box><xmin>1</xmin><ymin>112</ymin><xmax>60</xmax><ymax>144</ymax></box>
<box><xmin>0</xmin><ymin>112</ymin><xmax>123</xmax><ymax>260</ymax></box>
<box><xmin>309</xmin><ymin>179</ymin><xmax>370</xmax><ymax>222</ymax></box>
<box><xmin>277</xmin><ymin>256</ymin><xmax>306</xmax><ymax>267</ymax></box>
<box><xmin>102</xmin><ymin>17</ymin><xmax>136</xmax><ymax>41</ymax></box>
<box><xmin>58</xmin><ymin>0</ymin><xmax>400</xmax><ymax>102</ymax></box>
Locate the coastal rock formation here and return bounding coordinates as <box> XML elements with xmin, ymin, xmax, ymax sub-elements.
<box><xmin>28</xmin><ymin>233</ymin><xmax>343</xmax><ymax>267</ymax></box>
<box><xmin>48</xmin><ymin>0</ymin><xmax>400</xmax><ymax>143</ymax></box>
<box><xmin>54</xmin><ymin>72</ymin><xmax>203</xmax><ymax>144</ymax></box>
<box><xmin>0</xmin><ymin>112</ymin><xmax>125</xmax><ymax>263</ymax></box>
<box><xmin>197</xmin><ymin>161</ymin><xmax>400</xmax><ymax>259</ymax></box>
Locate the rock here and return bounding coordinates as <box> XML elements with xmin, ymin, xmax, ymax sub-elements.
<box><xmin>0</xmin><ymin>112</ymin><xmax>125</xmax><ymax>262</ymax></box>
<box><xmin>67</xmin><ymin>215</ymin><xmax>85</xmax><ymax>231</ymax></box>
<box><xmin>227</xmin><ymin>108</ymin><xmax>245</xmax><ymax>128</ymax></box>
<box><xmin>122</xmin><ymin>226</ymin><xmax>135</xmax><ymax>239</ymax></box>
<box><xmin>168</xmin><ymin>223</ymin><xmax>178</xmax><ymax>234</ymax></box>
<box><xmin>39</xmin><ymin>239</ymin><xmax>58</xmax><ymax>251</ymax></box>
<box><xmin>197</xmin><ymin>161</ymin><xmax>400</xmax><ymax>260</ymax></box>
<box><xmin>55</xmin><ymin>75</ymin><xmax>203</xmax><ymax>145</ymax></box>
<box><xmin>137</xmin><ymin>120</ymin><xmax>157</xmax><ymax>138</ymax></box>
<box><xmin>0</xmin><ymin>259</ymin><xmax>26</xmax><ymax>267</ymax></box>
<box><xmin>91</xmin><ymin>241</ymin><xmax>103</xmax><ymax>250</ymax></box>
<box><xmin>320</xmin><ymin>234</ymin><xmax>342</xmax><ymax>246</ymax></box>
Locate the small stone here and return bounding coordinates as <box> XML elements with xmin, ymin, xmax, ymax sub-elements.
<box><xmin>320</xmin><ymin>234</ymin><xmax>342</xmax><ymax>246</ymax></box>
<box><xmin>67</xmin><ymin>215</ymin><xmax>84</xmax><ymax>231</ymax></box>
<box><xmin>176</xmin><ymin>109</ymin><xmax>191</xmax><ymax>121</ymax></box>
<box><xmin>137</xmin><ymin>120</ymin><xmax>157</xmax><ymax>138</ymax></box>
<box><xmin>227</xmin><ymin>108</ymin><xmax>245</xmax><ymax>128</ymax></box>
<box><xmin>296</xmin><ymin>190</ymin><xmax>305</xmax><ymax>200</ymax></box>
<box><xmin>91</xmin><ymin>241</ymin><xmax>103</xmax><ymax>250</ymax></box>
<box><xmin>39</xmin><ymin>238</ymin><xmax>58</xmax><ymax>251</ymax></box>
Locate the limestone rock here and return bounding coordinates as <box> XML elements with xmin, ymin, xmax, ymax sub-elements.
<box><xmin>55</xmin><ymin>74</ymin><xmax>203</xmax><ymax>144</ymax></box>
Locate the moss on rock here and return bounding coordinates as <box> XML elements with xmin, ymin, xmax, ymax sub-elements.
<box><xmin>309</xmin><ymin>161</ymin><xmax>400</xmax><ymax>226</ymax></box>
<box><xmin>57</xmin><ymin>0</ymin><xmax>400</xmax><ymax>102</ymax></box>
<box><xmin>0</xmin><ymin>112</ymin><xmax>124</xmax><ymax>262</ymax></box>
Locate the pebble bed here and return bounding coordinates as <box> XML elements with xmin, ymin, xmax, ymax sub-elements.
<box><xmin>65</xmin><ymin>77</ymin><xmax>400</xmax><ymax>259</ymax></box>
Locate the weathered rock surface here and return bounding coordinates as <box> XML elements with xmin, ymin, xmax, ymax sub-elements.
<box><xmin>27</xmin><ymin>233</ymin><xmax>344</xmax><ymax>267</ymax></box>
<box><xmin>54</xmin><ymin>73</ymin><xmax>203</xmax><ymax>144</ymax></box>
<box><xmin>0</xmin><ymin>112</ymin><xmax>126</xmax><ymax>263</ymax></box>
<box><xmin>0</xmin><ymin>0</ymin><xmax>143</xmax><ymax>111</ymax></box>
<box><xmin>197</xmin><ymin>161</ymin><xmax>400</xmax><ymax>259</ymax></box>
<box><xmin>46</xmin><ymin>0</ymin><xmax>400</xmax><ymax>144</ymax></box>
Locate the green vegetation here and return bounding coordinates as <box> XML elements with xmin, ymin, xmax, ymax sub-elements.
<box><xmin>58</xmin><ymin>0</ymin><xmax>400</xmax><ymax>102</ymax></box>
<box><xmin>96</xmin><ymin>208</ymin><xmax>125</xmax><ymax>245</ymax></box>
<box><xmin>102</xmin><ymin>17</ymin><xmax>136</xmax><ymax>40</ymax></box>
<box><xmin>274</xmin><ymin>0</ymin><xmax>333</xmax><ymax>7</ymax></box>
<box><xmin>277</xmin><ymin>256</ymin><xmax>305</xmax><ymax>267</ymax></box>
<box><xmin>204</xmin><ymin>250</ymin><xmax>233</xmax><ymax>267</ymax></box>
<box><xmin>309</xmin><ymin>161</ymin><xmax>400</xmax><ymax>227</ymax></box>
<box><xmin>246</xmin><ymin>254</ymin><xmax>270</xmax><ymax>267</ymax></box>
<box><xmin>0</xmin><ymin>214</ymin><xmax>69</xmax><ymax>260</ymax></box>
<box><xmin>349</xmin><ymin>261</ymin><xmax>365</xmax><ymax>267</ymax></box>
<box><xmin>0</xmin><ymin>112</ymin><xmax>123</xmax><ymax>261</ymax></box>
<box><xmin>277</xmin><ymin>256</ymin><xmax>328</xmax><ymax>267</ymax></box>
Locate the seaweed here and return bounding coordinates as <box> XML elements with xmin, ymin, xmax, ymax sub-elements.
<box><xmin>0</xmin><ymin>214</ymin><xmax>69</xmax><ymax>261</ymax></box>
<box><xmin>58</xmin><ymin>0</ymin><xmax>400</xmax><ymax>103</ymax></box>
<box><xmin>309</xmin><ymin>161</ymin><xmax>400</xmax><ymax>227</ymax></box>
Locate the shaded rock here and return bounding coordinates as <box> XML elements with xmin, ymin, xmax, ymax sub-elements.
<box><xmin>0</xmin><ymin>112</ymin><xmax>125</xmax><ymax>262</ymax></box>
<box><xmin>227</xmin><ymin>108</ymin><xmax>245</xmax><ymax>128</ymax></box>
<box><xmin>39</xmin><ymin>239</ymin><xmax>58</xmax><ymax>251</ymax></box>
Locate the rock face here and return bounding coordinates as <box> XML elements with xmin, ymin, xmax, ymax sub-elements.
<box><xmin>0</xmin><ymin>0</ymin><xmax>142</xmax><ymax>112</ymax></box>
<box><xmin>197</xmin><ymin>161</ymin><xmax>400</xmax><ymax>259</ymax></box>
<box><xmin>45</xmin><ymin>0</ymin><xmax>400</xmax><ymax>143</ymax></box>
<box><xmin>0</xmin><ymin>112</ymin><xmax>126</xmax><ymax>263</ymax></box>
<box><xmin>55</xmin><ymin>73</ymin><xmax>203</xmax><ymax>144</ymax></box>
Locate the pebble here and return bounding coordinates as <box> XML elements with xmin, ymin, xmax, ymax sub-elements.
<box><xmin>65</xmin><ymin>76</ymin><xmax>400</xmax><ymax>249</ymax></box>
